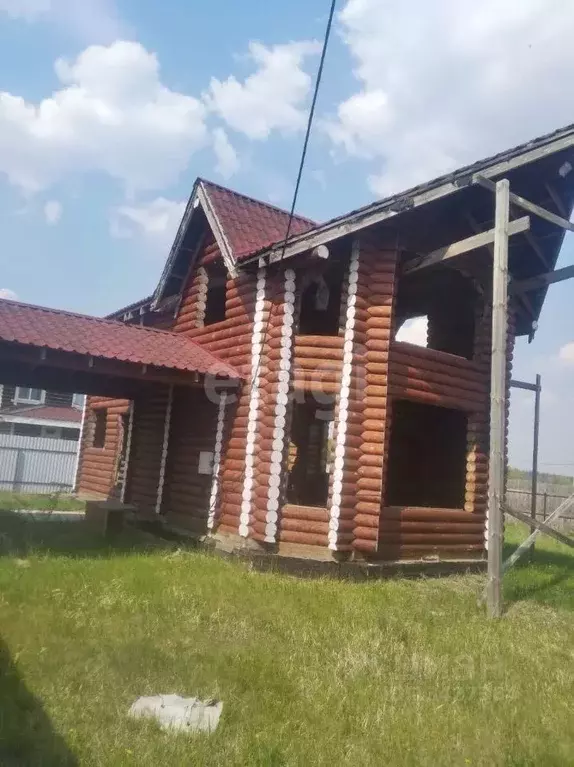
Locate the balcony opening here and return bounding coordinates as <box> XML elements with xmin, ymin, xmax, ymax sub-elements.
<box><xmin>386</xmin><ymin>400</ymin><xmax>467</xmax><ymax>509</ymax></box>
<box><xmin>394</xmin><ymin>269</ymin><xmax>477</xmax><ymax>360</ymax></box>
<box><xmin>286</xmin><ymin>399</ymin><xmax>334</xmax><ymax>507</ymax></box>
<box><xmin>395</xmin><ymin>315</ymin><xmax>428</xmax><ymax>347</ymax></box>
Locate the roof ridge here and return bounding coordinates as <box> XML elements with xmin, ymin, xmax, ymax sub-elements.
<box><xmin>199</xmin><ymin>178</ymin><xmax>317</xmax><ymax>227</ymax></box>
<box><xmin>0</xmin><ymin>298</ymin><xmax>191</xmax><ymax>341</ymax></box>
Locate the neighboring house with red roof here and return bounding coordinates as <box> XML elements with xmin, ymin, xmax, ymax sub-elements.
<box><xmin>0</xmin><ymin>385</ymin><xmax>84</xmax><ymax>440</ymax></box>
<box><xmin>1</xmin><ymin>123</ymin><xmax>574</xmax><ymax>564</ymax></box>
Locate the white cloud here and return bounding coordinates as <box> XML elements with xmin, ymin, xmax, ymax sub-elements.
<box><xmin>396</xmin><ymin>316</ymin><xmax>428</xmax><ymax>347</ymax></box>
<box><xmin>559</xmin><ymin>343</ymin><xmax>574</xmax><ymax>364</ymax></box>
<box><xmin>205</xmin><ymin>41</ymin><xmax>320</xmax><ymax>140</ymax></box>
<box><xmin>110</xmin><ymin>197</ymin><xmax>186</xmax><ymax>255</ymax></box>
<box><xmin>0</xmin><ymin>288</ymin><xmax>18</xmax><ymax>301</ymax></box>
<box><xmin>328</xmin><ymin>0</ymin><xmax>574</xmax><ymax>195</ymax></box>
<box><xmin>44</xmin><ymin>199</ymin><xmax>62</xmax><ymax>225</ymax></box>
<box><xmin>213</xmin><ymin>127</ymin><xmax>239</xmax><ymax>179</ymax></box>
<box><xmin>0</xmin><ymin>41</ymin><xmax>208</xmax><ymax>193</ymax></box>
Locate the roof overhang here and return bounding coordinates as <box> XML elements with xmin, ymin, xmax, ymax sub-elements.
<box><xmin>247</xmin><ymin>123</ymin><xmax>574</xmax><ymax>267</ymax></box>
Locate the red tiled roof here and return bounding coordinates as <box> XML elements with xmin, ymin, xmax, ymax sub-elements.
<box><xmin>1</xmin><ymin>405</ymin><xmax>83</xmax><ymax>424</ymax></box>
<box><xmin>201</xmin><ymin>179</ymin><xmax>317</xmax><ymax>261</ymax></box>
<box><xmin>0</xmin><ymin>299</ymin><xmax>240</xmax><ymax>379</ymax></box>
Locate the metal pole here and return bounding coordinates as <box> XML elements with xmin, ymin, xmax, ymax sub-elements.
<box><xmin>487</xmin><ymin>179</ymin><xmax>510</xmax><ymax>619</ymax></box>
<box><xmin>529</xmin><ymin>374</ymin><xmax>541</xmax><ymax>561</ymax></box>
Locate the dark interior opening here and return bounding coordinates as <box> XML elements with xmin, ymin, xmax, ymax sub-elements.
<box><xmin>204</xmin><ymin>278</ymin><xmax>227</xmax><ymax>325</ymax></box>
<box><xmin>298</xmin><ymin>268</ymin><xmax>344</xmax><ymax>336</ymax></box>
<box><xmin>394</xmin><ymin>269</ymin><xmax>477</xmax><ymax>360</ymax></box>
<box><xmin>286</xmin><ymin>399</ymin><xmax>334</xmax><ymax>506</ymax></box>
<box><xmin>93</xmin><ymin>409</ymin><xmax>107</xmax><ymax>449</ymax></box>
<box><xmin>386</xmin><ymin>400</ymin><xmax>467</xmax><ymax>508</ymax></box>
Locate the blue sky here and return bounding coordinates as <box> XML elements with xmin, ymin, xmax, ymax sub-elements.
<box><xmin>1</xmin><ymin>0</ymin><xmax>574</xmax><ymax>473</ymax></box>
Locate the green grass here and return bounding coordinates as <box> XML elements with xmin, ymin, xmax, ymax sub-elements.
<box><xmin>0</xmin><ymin>517</ymin><xmax>573</xmax><ymax>766</ymax></box>
<box><xmin>0</xmin><ymin>491</ymin><xmax>85</xmax><ymax>513</ymax></box>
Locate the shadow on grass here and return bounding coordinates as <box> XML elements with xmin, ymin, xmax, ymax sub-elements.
<box><xmin>0</xmin><ymin>511</ymin><xmax>184</xmax><ymax>560</ymax></box>
<box><xmin>0</xmin><ymin>638</ymin><xmax>78</xmax><ymax>766</ymax></box>
<box><xmin>503</xmin><ymin>538</ymin><xmax>574</xmax><ymax>611</ymax></box>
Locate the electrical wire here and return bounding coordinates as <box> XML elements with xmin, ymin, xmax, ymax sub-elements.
<box><xmin>249</xmin><ymin>0</ymin><xmax>338</xmax><ymax>393</ymax></box>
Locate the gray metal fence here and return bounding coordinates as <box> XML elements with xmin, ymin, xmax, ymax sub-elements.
<box><xmin>507</xmin><ymin>480</ymin><xmax>574</xmax><ymax>529</ymax></box>
<box><xmin>0</xmin><ymin>433</ymin><xmax>78</xmax><ymax>494</ymax></box>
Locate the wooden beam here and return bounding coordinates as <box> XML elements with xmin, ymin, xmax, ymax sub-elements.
<box><xmin>544</xmin><ymin>181</ymin><xmax>568</xmax><ymax>219</ymax></box>
<box><xmin>487</xmin><ymin>179</ymin><xmax>510</xmax><ymax>619</ymax></box>
<box><xmin>466</xmin><ymin>213</ymin><xmax>536</xmax><ymax>325</ymax></box>
<box><xmin>505</xmin><ymin>507</ymin><xmax>574</xmax><ymax>548</ymax></box>
<box><xmin>503</xmin><ymin>491</ymin><xmax>574</xmax><ymax>571</ymax></box>
<box><xmin>510</xmin><ymin>379</ymin><xmax>539</xmax><ymax>392</ymax></box>
<box><xmin>510</xmin><ymin>263</ymin><xmax>574</xmax><ymax>295</ymax></box>
<box><xmin>403</xmin><ymin>216</ymin><xmax>530</xmax><ymax>274</ymax></box>
<box><xmin>523</xmin><ymin>230</ymin><xmax>550</xmax><ymax>269</ymax></box>
<box><xmin>475</xmin><ymin>175</ymin><xmax>574</xmax><ymax>232</ymax></box>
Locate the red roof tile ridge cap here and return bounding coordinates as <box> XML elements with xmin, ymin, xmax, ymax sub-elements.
<box><xmin>199</xmin><ymin>177</ymin><xmax>318</xmax><ymax>227</ymax></box>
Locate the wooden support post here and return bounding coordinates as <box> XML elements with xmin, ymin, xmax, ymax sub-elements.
<box><xmin>120</xmin><ymin>401</ymin><xmax>135</xmax><ymax>504</ymax></box>
<box><xmin>487</xmin><ymin>179</ymin><xmax>510</xmax><ymax>619</ymax></box>
<box><xmin>529</xmin><ymin>374</ymin><xmax>541</xmax><ymax>561</ymax></box>
<box><xmin>155</xmin><ymin>385</ymin><xmax>173</xmax><ymax>515</ymax></box>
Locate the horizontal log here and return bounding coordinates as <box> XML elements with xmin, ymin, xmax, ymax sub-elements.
<box><xmin>282</xmin><ymin>504</ymin><xmax>329</xmax><ymax>522</ymax></box>
<box><xmin>278</xmin><ymin>530</ymin><xmax>328</xmax><ymax>547</ymax></box>
<box><xmin>382</xmin><ymin>507</ymin><xmax>485</xmax><ymax>522</ymax></box>
<box><xmin>389</xmin><ymin>386</ymin><xmax>477</xmax><ymax>412</ymax></box>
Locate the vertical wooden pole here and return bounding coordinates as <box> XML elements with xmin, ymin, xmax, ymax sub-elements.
<box><xmin>155</xmin><ymin>385</ymin><xmax>173</xmax><ymax>515</ymax></box>
<box><xmin>120</xmin><ymin>402</ymin><xmax>135</xmax><ymax>504</ymax></box>
<box><xmin>529</xmin><ymin>374</ymin><xmax>541</xmax><ymax>561</ymax></box>
<box><xmin>487</xmin><ymin>178</ymin><xmax>510</xmax><ymax>619</ymax></box>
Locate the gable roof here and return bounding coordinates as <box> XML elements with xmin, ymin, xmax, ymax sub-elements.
<box><xmin>0</xmin><ymin>299</ymin><xmax>239</xmax><ymax>379</ymax></box>
<box><xmin>200</xmin><ymin>179</ymin><xmax>316</xmax><ymax>261</ymax></box>
<box><xmin>153</xmin><ymin>178</ymin><xmax>317</xmax><ymax>306</ymax></box>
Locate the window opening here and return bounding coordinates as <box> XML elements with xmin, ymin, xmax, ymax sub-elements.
<box><xmin>386</xmin><ymin>400</ymin><xmax>467</xmax><ymax>508</ymax></box>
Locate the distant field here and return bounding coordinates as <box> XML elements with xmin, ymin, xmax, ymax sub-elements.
<box><xmin>0</xmin><ymin>517</ymin><xmax>573</xmax><ymax>766</ymax></box>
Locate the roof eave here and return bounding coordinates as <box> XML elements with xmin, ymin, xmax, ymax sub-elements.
<box><xmin>243</xmin><ymin>123</ymin><xmax>574</xmax><ymax>267</ymax></box>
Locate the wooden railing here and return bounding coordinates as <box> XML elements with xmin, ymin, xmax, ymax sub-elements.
<box><xmin>388</xmin><ymin>341</ymin><xmax>488</xmax><ymax>411</ymax></box>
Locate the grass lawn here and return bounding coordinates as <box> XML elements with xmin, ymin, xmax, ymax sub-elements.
<box><xmin>0</xmin><ymin>491</ymin><xmax>85</xmax><ymax>513</ymax></box>
<box><xmin>0</xmin><ymin>517</ymin><xmax>573</xmax><ymax>766</ymax></box>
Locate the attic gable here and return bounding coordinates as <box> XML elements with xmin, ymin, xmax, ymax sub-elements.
<box><xmin>152</xmin><ymin>179</ymin><xmax>317</xmax><ymax>307</ymax></box>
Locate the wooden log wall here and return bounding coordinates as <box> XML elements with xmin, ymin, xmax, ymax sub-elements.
<box><xmin>388</xmin><ymin>343</ymin><xmax>486</xmax><ymax>412</ymax></box>
<box><xmin>325</xmin><ymin>243</ymin><xmax>363</xmax><ymax>552</ymax></box>
<box><xmin>377</xmin><ymin>506</ymin><xmax>486</xmax><ymax>559</ymax></box>
<box><xmin>246</xmin><ymin>270</ymin><xmax>294</xmax><ymax>544</ymax></box>
<box><xmin>124</xmin><ymin>386</ymin><xmax>170</xmax><ymax>517</ymax></box>
<box><xmin>352</xmin><ymin>234</ymin><xmax>399</xmax><ymax>554</ymax></box>
<box><xmin>78</xmin><ymin>396</ymin><xmax>129</xmax><ymax>498</ymax></box>
<box><xmin>292</xmin><ymin>335</ymin><xmax>343</xmax><ymax>393</ymax></box>
<box><xmin>465</xmin><ymin>300</ymin><xmax>491</xmax><ymax>541</ymax></box>
<box><xmin>161</xmin><ymin>387</ymin><xmax>220</xmax><ymax>535</ymax></box>
<box><xmin>211</xmin><ymin>270</ymin><xmax>265</xmax><ymax>536</ymax></box>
